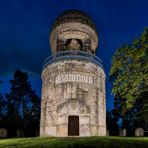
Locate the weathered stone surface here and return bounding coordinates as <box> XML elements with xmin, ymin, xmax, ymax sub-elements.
<box><xmin>50</xmin><ymin>22</ymin><xmax>98</xmax><ymax>54</ymax></box>
<box><xmin>40</xmin><ymin>10</ymin><xmax>106</xmax><ymax>137</ymax></box>
<box><xmin>40</xmin><ymin>60</ymin><xmax>106</xmax><ymax>136</ymax></box>
<box><xmin>0</xmin><ymin>128</ymin><xmax>7</xmax><ymax>138</ymax></box>
<box><xmin>135</xmin><ymin>128</ymin><xmax>144</xmax><ymax>137</ymax></box>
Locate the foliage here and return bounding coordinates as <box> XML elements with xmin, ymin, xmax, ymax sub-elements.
<box><xmin>0</xmin><ymin>137</ymin><xmax>148</xmax><ymax>148</ymax></box>
<box><xmin>110</xmin><ymin>27</ymin><xmax>148</xmax><ymax>129</ymax></box>
<box><xmin>4</xmin><ymin>69</ymin><xmax>40</xmax><ymax>136</ymax></box>
<box><xmin>0</xmin><ymin>81</ymin><xmax>6</xmax><ymax>119</ymax></box>
<box><xmin>0</xmin><ymin>93</ymin><xmax>6</xmax><ymax>119</ymax></box>
<box><xmin>106</xmin><ymin>111</ymin><xmax>119</xmax><ymax>135</ymax></box>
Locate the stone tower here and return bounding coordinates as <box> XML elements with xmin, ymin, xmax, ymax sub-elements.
<box><xmin>40</xmin><ymin>10</ymin><xmax>106</xmax><ymax>137</ymax></box>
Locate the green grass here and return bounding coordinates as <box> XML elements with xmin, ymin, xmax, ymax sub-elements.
<box><xmin>0</xmin><ymin>136</ymin><xmax>148</xmax><ymax>148</ymax></box>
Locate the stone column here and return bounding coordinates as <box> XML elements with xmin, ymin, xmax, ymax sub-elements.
<box><xmin>40</xmin><ymin>99</ymin><xmax>46</xmax><ymax>136</ymax></box>
<box><xmin>98</xmin><ymin>69</ymin><xmax>106</xmax><ymax>136</ymax></box>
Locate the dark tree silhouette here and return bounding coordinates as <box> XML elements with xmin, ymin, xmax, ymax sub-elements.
<box><xmin>5</xmin><ymin>93</ymin><xmax>20</xmax><ymax>136</ymax></box>
<box><xmin>106</xmin><ymin>110</ymin><xmax>119</xmax><ymax>135</ymax></box>
<box><xmin>5</xmin><ymin>69</ymin><xmax>40</xmax><ymax>137</ymax></box>
<box><xmin>0</xmin><ymin>93</ymin><xmax>6</xmax><ymax>119</ymax></box>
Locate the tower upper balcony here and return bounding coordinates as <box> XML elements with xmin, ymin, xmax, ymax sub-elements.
<box><xmin>50</xmin><ymin>10</ymin><xmax>99</xmax><ymax>55</ymax></box>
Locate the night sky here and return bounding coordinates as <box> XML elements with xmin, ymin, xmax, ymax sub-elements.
<box><xmin>0</xmin><ymin>0</ymin><xmax>148</xmax><ymax>110</ymax></box>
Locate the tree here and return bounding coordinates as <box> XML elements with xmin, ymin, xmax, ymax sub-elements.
<box><xmin>106</xmin><ymin>110</ymin><xmax>119</xmax><ymax>135</ymax></box>
<box><xmin>0</xmin><ymin>93</ymin><xmax>7</xmax><ymax>119</ymax></box>
<box><xmin>0</xmin><ymin>81</ymin><xmax>5</xmax><ymax>118</ymax></box>
<box><xmin>5</xmin><ymin>93</ymin><xmax>21</xmax><ymax>136</ymax></box>
<box><xmin>5</xmin><ymin>69</ymin><xmax>40</xmax><ymax>136</ymax></box>
<box><xmin>110</xmin><ymin>27</ymin><xmax>148</xmax><ymax>129</ymax></box>
<box><xmin>0</xmin><ymin>81</ymin><xmax>7</xmax><ymax>128</ymax></box>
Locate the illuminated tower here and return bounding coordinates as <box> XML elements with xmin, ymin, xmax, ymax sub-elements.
<box><xmin>40</xmin><ymin>10</ymin><xmax>106</xmax><ymax>136</ymax></box>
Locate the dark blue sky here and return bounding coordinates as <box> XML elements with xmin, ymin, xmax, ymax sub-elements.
<box><xmin>0</xmin><ymin>0</ymin><xmax>147</xmax><ymax>110</ymax></box>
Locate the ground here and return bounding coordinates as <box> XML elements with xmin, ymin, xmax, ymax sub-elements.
<box><xmin>0</xmin><ymin>136</ymin><xmax>148</xmax><ymax>148</ymax></box>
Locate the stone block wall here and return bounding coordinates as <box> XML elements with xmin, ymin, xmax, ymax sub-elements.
<box><xmin>40</xmin><ymin>60</ymin><xmax>106</xmax><ymax>136</ymax></box>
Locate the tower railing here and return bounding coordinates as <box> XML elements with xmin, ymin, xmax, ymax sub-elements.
<box><xmin>43</xmin><ymin>50</ymin><xmax>103</xmax><ymax>69</ymax></box>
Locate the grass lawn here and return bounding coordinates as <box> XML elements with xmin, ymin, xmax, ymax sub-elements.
<box><xmin>0</xmin><ymin>136</ymin><xmax>148</xmax><ymax>148</ymax></box>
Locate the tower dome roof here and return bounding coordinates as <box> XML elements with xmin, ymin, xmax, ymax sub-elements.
<box><xmin>52</xmin><ymin>9</ymin><xmax>97</xmax><ymax>32</ymax></box>
<box><xmin>50</xmin><ymin>9</ymin><xmax>99</xmax><ymax>54</ymax></box>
